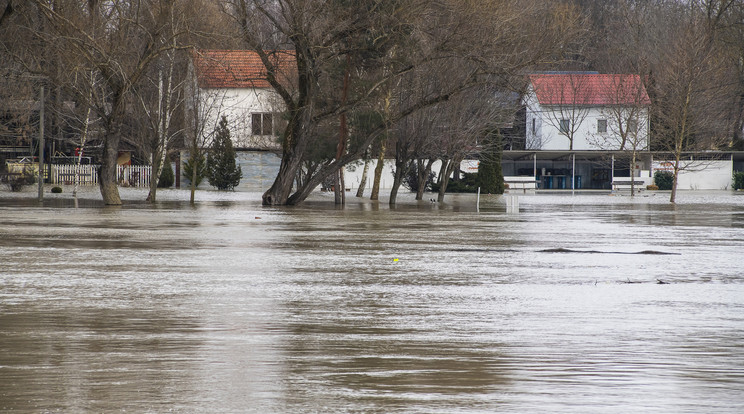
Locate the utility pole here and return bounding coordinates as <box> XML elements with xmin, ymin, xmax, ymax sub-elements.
<box><xmin>38</xmin><ymin>85</ymin><xmax>45</xmax><ymax>202</ymax></box>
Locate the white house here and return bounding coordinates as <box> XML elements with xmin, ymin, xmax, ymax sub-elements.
<box><xmin>524</xmin><ymin>73</ymin><xmax>651</xmax><ymax>152</ymax></box>
<box><xmin>188</xmin><ymin>49</ymin><xmax>296</xmax><ymax>150</ymax></box>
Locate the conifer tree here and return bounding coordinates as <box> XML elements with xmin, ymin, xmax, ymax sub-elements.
<box><xmin>157</xmin><ymin>160</ymin><xmax>174</xmax><ymax>188</ymax></box>
<box><xmin>207</xmin><ymin>116</ymin><xmax>242</xmax><ymax>191</ymax></box>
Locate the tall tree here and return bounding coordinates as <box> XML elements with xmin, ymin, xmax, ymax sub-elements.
<box><xmin>651</xmin><ymin>10</ymin><xmax>733</xmax><ymax>203</ymax></box>
<box><xmin>27</xmin><ymin>0</ymin><xmax>191</xmax><ymax>204</ymax></box>
<box><xmin>226</xmin><ymin>0</ymin><xmax>584</xmax><ymax>205</ymax></box>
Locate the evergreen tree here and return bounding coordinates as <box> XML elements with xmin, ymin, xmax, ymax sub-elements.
<box><xmin>207</xmin><ymin>116</ymin><xmax>242</xmax><ymax>191</ymax></box>
<box><xmin>157</xmin><ymin>160</ymin><xmax>174</xmax><ymax>188</ymax></box>
<box><xmin>476</xmin><ymin>129</ymin><xmax>505</xmax><ymax>194</ymax></box>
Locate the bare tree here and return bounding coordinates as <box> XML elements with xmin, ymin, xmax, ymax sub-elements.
<box><xmin>430</xmin><ymin>87</ymin><xmax>499</xmax><ymax>203</ymax></box>
<box><xmin>225</xmin><ymin>0</ymin><xmax>584</xmax><ymax>205</ymax></box>
<box><xmin>137</xmin><ymin>48</ymin><xmax>184</xmax><ymax>203</ymax></box>
<box><xmin>651</xmin><ymin>12</ymin><xmax>733</xmax><ymax>202</ymax></box>
<box><xmin>26</xmin><ymin>0</ymin><xmax>192</xmax><ymax>204</ymax></box>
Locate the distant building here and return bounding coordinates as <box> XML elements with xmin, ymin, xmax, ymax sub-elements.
<box><xmin>523</xmin><ymin>73</ymin><xmax>651</xmax><ymax>151</ymax></box>
<box><xmin>187</xmin><ymin>49</ymin><xmax>296</xmax><ymax>151</ymax></box>
<box><xmin>500</xmin><ymin>73</ymin><xmax>742</xmax><ymax>191</ymax></box>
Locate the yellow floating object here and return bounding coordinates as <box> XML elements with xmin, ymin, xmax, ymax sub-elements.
<box><xmin>393</xmin><ymin>258</ymin><xmax>399</xmax><ymax>262</ymax></box>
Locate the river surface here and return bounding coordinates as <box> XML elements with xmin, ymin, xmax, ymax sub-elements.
<box><xmin>1</xmin><ymin>189</ymin><xmax>744</xmax><ymax>413</ymax></box>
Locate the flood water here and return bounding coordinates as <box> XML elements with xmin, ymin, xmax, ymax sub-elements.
<box><xmin>1</xmin><ymin>189</ymin><xmax>744</xmax><ymax>413</ymax></box>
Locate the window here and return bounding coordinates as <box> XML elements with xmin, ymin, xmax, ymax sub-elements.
<box><xmin>597</xmin><ymin>119</ymin><xmax>607</xmax><ymax>133</ymax></box>
<box><xmin>627</xmin><ymin>120</ymin><xmax>638</xmax><ymax>134</ymax></box>
<box><xmin>559</xmin><ymin>119</ymin><xmax>570</xmax><ymax>134</ymax></box>
<box><xmin>531</xmin><ymin>118</ymin><xmax>536</xmax><ymax>134</ymax></box>
<box><xmin>251</xmin><ymin>113</ymin><xmax>274</xmax><ymax>136</ymax></box>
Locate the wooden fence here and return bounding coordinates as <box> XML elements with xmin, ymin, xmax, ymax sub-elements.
<box><xmin>50</xmin><ymin>164</ymin><xmax>152</xmax><ymax>187</ymax></box>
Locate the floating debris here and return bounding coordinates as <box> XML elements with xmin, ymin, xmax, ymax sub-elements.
<box><xmin>539</xmin><ymin>248</ymin><xmax>679</xmax><ymax>255</ymax></box>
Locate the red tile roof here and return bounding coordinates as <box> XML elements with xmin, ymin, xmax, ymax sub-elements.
<box><xmin>529</xmin><ymin>74</ymin><xmax>651</xmax><ymax>106</ymax></box>
<box><xmin>192</xmin><ymin>49</ymin><xmax>296</xmax><ymax>89</ymax></box>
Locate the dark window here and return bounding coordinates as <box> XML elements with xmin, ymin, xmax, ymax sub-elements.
<box><xmin>251</xmin><ymin>113</ymin><xmax>273</xmax><ymax>135</ymax></box>
<box><xmin>627</xmin><ymin>119</ymin><xmax>637</xmax><ymax>134</ymax></box>
<box><xmin>559</xmin><ymin>119</ymin><xmax>570</xmax><ymax>134</ymax></box>
<box><xmin>597</xmin><ymin>119</ymin><xmax>607</xmax><ymax>133</ymax></box>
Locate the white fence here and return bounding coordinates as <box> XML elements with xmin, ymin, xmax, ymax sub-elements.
<box><xmin>50</xmin><ymin>164</ymin><xmax>152</xmax><ymax>187</ymax></box>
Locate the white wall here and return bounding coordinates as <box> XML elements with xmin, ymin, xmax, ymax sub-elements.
<box><xmin>198</xmin><ymin>87</ymin><xmax>283</xmax><ymax>150</ymax></box>
<box><xmin>343</xmin><ymin>159</ymin><xmax>479</xmax><ymax>191</ymax></box>
<box><xmin>524</xmin><ymin>88</ymin><xmax>649</xmax><ymax>151</ymax></box>
<box><xmin>653</xmin><ymin>159</ymin><xmax>733</xmax><ymax>190</ymax></box>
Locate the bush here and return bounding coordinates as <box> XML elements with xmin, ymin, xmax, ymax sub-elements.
<box><xmin>8</xmin><ymin>175</ymin><xmax>34</xmax><ymax>191</ymax></box>
<box><xmin>646</xmin><ymin>184</ymin><xmax>659</xmax><ymax>191</ymax></box>
<box><xmin>402</xmin><ymin>162</ymin><xmax>434</xmax><ymax>193</ymax></box>
<box><xmin>51</xmin><ymin>186</ymin><xmax>63</xmax><ymax>193</ymax></box>
<box><xmin>733</xmin><ymin>171</ymin><xmax>744</xmax><ymax>190</ymax></box>
<box><xmin>654</xmin><ymin>170</ymin><xmax>674</xmax><ymax>190</ymax></box>
<box><xmin>430</xmin><ymin>172</ymin><xmax>479</xmax><ymax>193</ymax></box>
<box><xmin>158</xmin><ymin>161</ymin><xmax>174</xmax><ymax>188</ymax></box>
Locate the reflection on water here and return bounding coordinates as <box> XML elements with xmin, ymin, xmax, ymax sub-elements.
<box><xmin>1</xmin><ymin>191</ymin><xmax>743</xmax><ymax>412</ymax></box>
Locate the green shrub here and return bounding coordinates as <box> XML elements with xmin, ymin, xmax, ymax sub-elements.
<box><xmin>430</xmin><ymin>172</ymin><xmax>479</xmax><ymax>193</ymax></box>
<box><xmin>51</xmin><ymin>186</ymin><xmax>63</xmax><ymax>193</ymax></box>
<box><xmin>733</xmin><ymin>171</ymin><xmax>744</xmax><ymax>190</ymax></box>
<box><xmin>654</xmin><ymin>170</ymin><xmax>674</xmax><ymax>190</ymax></box>
<box><xmin>401</xmin><ymin>162</ymin><xmax>434</xmax><ymax>193</ymax></box>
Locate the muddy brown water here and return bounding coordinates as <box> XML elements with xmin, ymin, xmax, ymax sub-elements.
<box><xmin>1</xmin><ymin>189</ymin><xmax>743</xmax><ymax>412</ymax></box>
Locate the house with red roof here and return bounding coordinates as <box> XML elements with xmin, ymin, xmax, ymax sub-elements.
<box><xmin>188</xmin><ymin>49</ymin><xmax>296</xmax><ymax>151</ymax></box>
<box><xmin>524</xmin><ymin>73</ymin><xmax>651</xmax><ymax>152</ymax></box>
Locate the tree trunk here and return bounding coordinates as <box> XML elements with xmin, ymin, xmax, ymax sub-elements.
<box><xmin>190</xmin><ymin>150</ymin><xmax>197</xmax><ymax>205</ymax></box>
<box><xmin>355</xmin><ymin>156</ymin><xmax>370</xmax><ymax>197</ymax></box>
<box><xmin>389</xmin><ymin>159</ymin><xmax>410</xmax><ymax>206</ymax></box>
<box><xmin>262</xmin><ymin>147</ymin><xmax>305</xmax><ymax>205</ymax></box>
<box><xmin>670</xmin><ymin>154</ymin><xmax>681</xmax><ymax>203</ymax></box>
<box><xmin>630</xmin><ymin>150</ymin><xmax>637</xmax><ymax>197</ymax></box>
<box><xmin>437</xmin><ymin>159</ymin><xmax>456</xmax><ymax>203</ymax></box>
<box><xmin>415</xmin><ymin>158</ymin><xmax>434</xmax><ymax>201</ymax></box>
<box><xmin>334</xmin><ymin>168</ymin><xmax>345</xmax><ymax>205</ymax></box>
<box><xmin>370</xmin><ymin>138</ymin><xmax>386</xmax><ymax>201</ymax></box>
<box><xmin>99</xmin><ymin>127</ymin><xmax>122</xmax><ymax>205</ymax></box>
<box><xmin>262</xmin><ymin>112</ymin><xmax>309</xmax><ymax>205</ymax></box>
<box><xmin>147</xmin><ymin>148</ymin><xmax>166</xmax><ymax>203</ymax></box>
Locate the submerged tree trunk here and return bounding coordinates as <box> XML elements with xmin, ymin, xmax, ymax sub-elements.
<box><xmin>147</xmin><ymin>149</ymin><xmax>166</xmax><ymax>202</ymax></box>
<box><xmin>262</xmin><ymin>110</ymin><xmax>310</xmax><ymax>205</ymax></box>
<box><xmin>334</xmin><ymin>169</ymin><xmax>345</xmax><ymax>204</ymax></box>
<box><xmin>670</xmin><ymin>154</ymin><xmax>681</xmax><ymax>203</ymax></box>
<box><xmin>437</xmin><ymin>158</ymin><xmax>457</xmax><ymax>203</ymax></box>
<box><xmin>389</xmin><ymin>159</ymin><xmax>411</xmax><ymax>206</ymax></box>
<box><xmin>630</xmin><ymin>150</ymin><xmax>637</xmax><ymax>197</ymax></box>
<box><xmin>356</xmin><ymin>155</ymin><xmax>370</xmax><ymax>197</ymax></box>
<box><xmin>99</xmin><ymin>125</ymin><xmax>122</xmax><ymax>205</ymax></box>
<box><xmin>370</xmin><ymin>138</ymin><xmax>386</xmax><ymax>201</ymax></box>
<box><xmin>415</xmin><ymin>158</ymin><xmax>434</xmax><ymax>200</ymax></box>
<box><xmin>190</xmin><ymin>150</ymin><xmax>198</xmax><ymax>205</ymax></box>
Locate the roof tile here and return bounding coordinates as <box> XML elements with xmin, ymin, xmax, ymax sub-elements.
<box><xmin>529</xmin><ymin>74</ymin><xmax>651</xmax><ymax>106</ymax></box>
<box><xmin>192</xmin><ymin>49</ymin><xmax>296</xmax><ymax>89</ymax></box>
